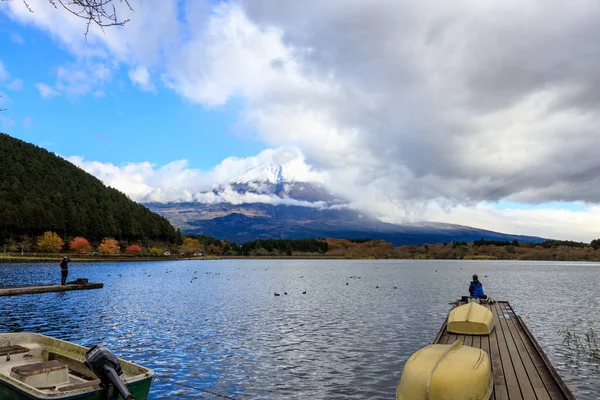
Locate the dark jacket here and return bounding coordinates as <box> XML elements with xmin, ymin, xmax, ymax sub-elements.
<box><xmin>469</xmin><ymin>280</ymin><xmax>485</xmax><ymax>296</ymax></box>
<box><xmin>60</xmin><ymin>259</ymin><xmax>69</xmax><ymax>271</ymax></box>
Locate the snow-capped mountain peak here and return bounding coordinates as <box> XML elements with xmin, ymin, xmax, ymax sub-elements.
<box><xmin>231</xmin><ymin>162</ymin><xmax>302</xmax><ymax>184</ymax></box>
<box><xmin>223</xmin><ymin>161</ymin><xmax>340</xmax><ymax>204</ymax></box>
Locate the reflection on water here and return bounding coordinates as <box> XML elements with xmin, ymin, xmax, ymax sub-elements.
<box><xmin>0</xmin><ymin>260</ymin><xmax>598</xmax><ymax>399</ymax></box>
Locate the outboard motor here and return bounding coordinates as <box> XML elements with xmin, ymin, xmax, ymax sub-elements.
<box><xmin>85</xmin><ymin>345</ymin><xmax>135</xmax><ymax>400</ymax></box>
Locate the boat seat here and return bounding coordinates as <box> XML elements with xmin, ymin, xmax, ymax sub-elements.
<box><xmin>11</xmin><ymin>360</ymin><xmax>69</xmax><ymax>388</ymax></box>
<box><xmin>11</xmin><ymin>361</ymin><xmax>65</xmax><ymax>376</ymax></box>
<box><xmin>0</xmin><ymin>345</ymin><xmax>29</xmax><ymax>356</ymax></box>
<box><xmin>58</xmin><ymin>379</ymin><xmax>101</xmax><ymax>392</ymax></box>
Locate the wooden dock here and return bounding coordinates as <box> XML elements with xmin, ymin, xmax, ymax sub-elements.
<box><xmin>434</xmin><ymin>300</ymin><xmax>574</xmax><ymax>400</ymax></box>
<box><xmin>0</xmin><ymin>283</ymin><xmax>103</xmax><ymax>297</ymax></box>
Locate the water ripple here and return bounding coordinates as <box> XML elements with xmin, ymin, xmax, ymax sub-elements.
<box><xmin>0</xmin><ymin>260</ymin><xmax>598</xmax><ymax>399</ymax></box>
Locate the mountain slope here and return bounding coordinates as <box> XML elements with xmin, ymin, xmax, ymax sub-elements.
<box><xmin>145</xmin><ymin>160</ymin><xmax>545</xmax><ymax>246</ymax></box>
<box><xmin>147</xmin><ymin>202</ymin><xmax>544</xmax><ymax>245</ymax></box>
<box><xmin>0</xmin><ymin>133</ymin><xmax>175</xmax><ymax>241</ymax></box>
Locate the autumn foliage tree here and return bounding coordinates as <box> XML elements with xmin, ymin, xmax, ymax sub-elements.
<box><xmin>98</xmin><ymin>237</ymin><xmax>120</xmax><ymax>255</ymax></box>
<box><xmin>125</xmin><ymin>244</ymin><xmax>142</xmax><ymax>255</ymax></box>
<box><xmin>148</xmin><ymin>247</ymin><xmax>163</xmax><ymax>257</ymax></box>
<box><xmin>37</xmin><ymin>231</ymin><xmax>64</xmax><ymax>253</ymax></box>
<box><xmin>207</xmin><ymin>243</ymin><xmax>221</xmax><ymax>256</ymax></box>
<box><xmin>180</xmin><ymin>237</ymin><xmax>201</xmax><ymax>255</ymax></box>
<box><xmin>70</xmin><ymin>237</ymin><xmax>91</xmax><ymax>253</ymax></box>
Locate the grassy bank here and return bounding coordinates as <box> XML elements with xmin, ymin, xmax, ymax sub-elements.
<box><xmin>0</xmin><ymin>254</ymin><xmax>221</xmax><ymax>263</ymax></box>
<box><xmin>0</xmin><ymin>255</ymin><xmax>173</xmax><ymax>263</ymax></box>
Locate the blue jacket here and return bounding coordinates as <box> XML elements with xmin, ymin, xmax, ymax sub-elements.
<box><xmin>469</xmin><ymin>280</ymin><xmax>485</xmax><ymax>296</ymax></box>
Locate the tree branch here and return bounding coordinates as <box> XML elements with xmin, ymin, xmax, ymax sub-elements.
<box><xmin>1</xmin><ymin>0</ymin><xmax>133</xmax><ymax>37</ymax></box>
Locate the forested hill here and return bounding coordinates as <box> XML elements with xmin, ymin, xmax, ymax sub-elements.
<box><xmin>0</xmin><ymin>133</ymin><xmax>175</xmax><ymax>241</ymax></box>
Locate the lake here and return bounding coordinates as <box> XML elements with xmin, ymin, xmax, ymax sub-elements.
<box><xmin>0</xmin><ymin>259</ymin><xmax>598</xmax><ymax>399</ymax></box>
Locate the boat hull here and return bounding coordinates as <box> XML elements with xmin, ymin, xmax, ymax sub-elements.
<box><xmin>397</xmin><ymin>341</ymin><xmax>492</xmax><ymax>400</ymax></box>
<box><xmin>447</xmin><ymin>302</ymin><xmax>494</xmax><ymax>335</ymax></box>
<box><xmin>0</xmin><ymin>377</ymin><xmax>152</xmax><ymax>400</ymax></box>
<box><xmin>0</xmin><ymin>333</ymin><xmax>153</xmax><ymax>400</ymax></box>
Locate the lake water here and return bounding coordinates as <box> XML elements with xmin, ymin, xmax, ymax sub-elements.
<box><xmin>0</xmin><ymin>259</ymin><xmax>598</xmax><ymax>399</ymax></box>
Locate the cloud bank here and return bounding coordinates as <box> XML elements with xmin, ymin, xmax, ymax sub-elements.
<box><xmin>66</xmin><ymin>147</ymin><xmax>326</xmax><ymax>203</ymax></box>
<box><xmin>7</xmin><ymin>1</ymin><xmax>600</xmax><ymax>204</ymax></box>
<box><xmin>4</xmin><ymin>0</ymin><xmax>600</xmax><ymax>240</ymax></box>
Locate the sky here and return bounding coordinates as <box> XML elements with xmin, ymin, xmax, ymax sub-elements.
<box><xmin>1</xmin><ymin>0</ymin><xmax>599</xmax><ymax>241</ymax></box>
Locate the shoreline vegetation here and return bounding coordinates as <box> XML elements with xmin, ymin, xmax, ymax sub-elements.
<box><xmin>2</xmin><ymin>236</ymin><xmax>600</xmax><ymax>262</ymax></box>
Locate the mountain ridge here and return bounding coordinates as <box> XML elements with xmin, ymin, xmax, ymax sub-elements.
<box><xmin>146</xmin><ymin>202</ymin><xmax>545</xmax><ymax>245</ymax></box>
<box><xmin>0</xmin><ymin>133</ymin><xmax>176</xmax><ymax>242</ymax></box>
<box><xmin>146</xmin><ymin>161</ymin><xmax>547</xmax><ymax>245</ymax></box>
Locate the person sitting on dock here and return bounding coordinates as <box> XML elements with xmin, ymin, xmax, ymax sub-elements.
<box><xmin>60</xmin><ymin>257</ymin><xmax>70</xmax><ymax>285</ymax></box>
<box><xmin>468</xmin><ymin>274</ymin><xmax>487</xmax><ymax>299</ymax></box>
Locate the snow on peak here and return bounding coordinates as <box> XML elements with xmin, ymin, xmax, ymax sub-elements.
<box><xmin>231</xmin><ymin>160</ymin><xmax>326</xmax><ymax>185</ymax></box>
<box><xmin>232</xmin><ymin>162</ymin><xmax>292</xmax><ymax>184</ymax></box>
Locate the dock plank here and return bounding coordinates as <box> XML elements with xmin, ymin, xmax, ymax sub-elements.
<box><xmin>432</xmin><ymin>300</ymin><xmax>573</xmax><ymax>400</ymax></box>
<box><xmin>495</xmin><ymin>302</ymin><xmax>536</xmax><ymax>399</ymax></box>
<box><xmin>446</xmin><ymin>333</ymin><xmax>458</xmax><ymax>345</ymax></box>
<box><xmin>487</xmin><ymin>305</ymin><xmax>509</xmax><ymax>400</ymax></box>
<box><xmin>493</xmin><ymin>302</ymin><xmax>522</xmax><ymax>399</ymax></box>
<box><xmin>480</xmin><ymin>333</ymin><xmax>495</xmax><ymax>400</ymax></box>
<box><xmin>504</xmin><ymin>303</ymin><xmax>570</xmax><ymax>400</ymax></box>
<box><xmin>0</xmin><ymin>283</ymin><xmax>103</xmax><ymax>297</ymax></box>
<box><xmin>464</xmin><ymin>334</ymin><xmax>473</xmax><ymax>347</ymax></box>
<box><xmin>438</xmin><ymin>330</ymin><xmax>450</xmax><ymax>345</ymax></box>
<box><xmin>472</xmin><ymin>334</ymin><xmax>481</xmax><ymax>350</ymax></box>
<box><xmin>499</xmin><ymin>303</ymin><xmax>551</xmax><ymax>400</ymax></box>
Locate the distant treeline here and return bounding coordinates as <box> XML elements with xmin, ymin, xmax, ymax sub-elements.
<box><xmin>471</xmin><ymin>237</ymin><xmax>593</xmax><ymax>249</ymax></box>
<box><xmin>0</xmin><ymin>133</ymin><xmax>175</xmax><ymax>243</ymax></box>
<box><xmin>240</xmin><ymin>238</ymin><xmax>329</xmax><ymax>256</ymax></box>
<box><xmin>190</xmin><ymin>236</ymin><xmax>600</xmax><ymax>261</ymax></box>
<box><xmin>4</xmin><ymin>231</ymin><xmax>600</xmax><ymax>261</ymax></box>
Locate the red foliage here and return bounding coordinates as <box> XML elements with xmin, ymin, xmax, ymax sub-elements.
<box><xmin>125</xmin><ymin>244</ymin><xmax>142</xmax><ymax>255</ymax></box>
<box><xmin>70</xmin><ymin>237</ymin><xmax>90</xmax><ymax>253</ymax></box>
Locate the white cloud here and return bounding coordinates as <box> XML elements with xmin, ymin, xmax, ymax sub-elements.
<box><xmin>35</xmin><ymin>83</ymin><xmax>59</xmax><ymax>99</ymax></box>
<box><xmin>7</xmin><ymin>78</ymin><xmax>23</xmax><ymax>91</ymax></box>
<box><xmin>6</xmin><ymin>0</ymin><xmax>600</xmax><ymax>240</ymax></box>
<box><xmin>192</xmin><ymin>186</ymin><xmax>327</xmax><ymax>208</ymax></box>
<box><xmin>6</xmin><ymin>2</ymin><xmax>600</xmax><ymax>205</ymax></box>
<box><xmin>66</xmin><ymin>150</ymin><xmax>600</xmax><ymax>241</ymax></box>
<box><xmin>54</xmin><ymin>63</ymin><xmax>112</xmax><ymax>97</ymax></box>
<box><xmin>128</xmin><ymin>66</ymin><xmax>155</xmax><ymax>92</ymax></box>
<box><xmin>65</xmin><ymin>147</ymin><xmax>322</xmax><ymax>202</ymax></box>
<box><xmin>62</xmin><ymin>144</ymin><xmax>600</xmax><ymax>240</ymax></box>
<box><xmin>425</xmin><ymin>203</ymin><xmax>600</xmax><ymax>243</ymax></box>
<box><xmin>32</xmin><ymin>62</ymin><xmax>112</xmax><ymax>99</ymax></box>
<box><xmin>3</xmin><ymin>0</ymin><xmax>182</xmax><ymax>92</ymax></box>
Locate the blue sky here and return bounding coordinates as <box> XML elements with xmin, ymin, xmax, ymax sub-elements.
<box><xmin>0</xmin><ymin>0</ymin><xmax>599</xmax><ymax>241</ymax></box>
<box><xmin>0</xmin><ymin>11</ymin><xmax>262</xmax><ymax>167</ymax></box>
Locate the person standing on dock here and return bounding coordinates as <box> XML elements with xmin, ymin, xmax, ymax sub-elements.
<box><xmin>60</xmin><ymin>257</ymin><xmax>70</xmax><ymax>285</ymax></box>
<box><xmin>468</xmin><ymin>274</ymin><xmax>487</xmax><ymax>299</ymax></box>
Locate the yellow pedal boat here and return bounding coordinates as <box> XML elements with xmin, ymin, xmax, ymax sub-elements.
<box><xmin>397</xmin><ymin>341</ymin><xmax>492</xmax><ymax>400</ymax></box>
<box><xmin>447</xmin><ymin>302</ymin><xmax>494</xmax><ymax>335</ymax></box>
